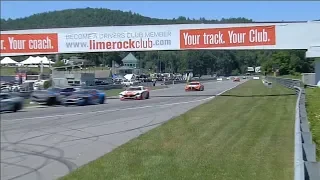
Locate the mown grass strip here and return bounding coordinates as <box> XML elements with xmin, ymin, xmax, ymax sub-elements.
<box><xmin>306</xmin><ymin>87</ymin><xmax>320</xmax><ymax>161</ymax></box>
<box><xmin>60</xmin><ymin>80</ymin><xmax>296</xmax><ymax>180</ymax></box>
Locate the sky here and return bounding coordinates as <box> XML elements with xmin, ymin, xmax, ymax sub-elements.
<box><xmin>1</xmin><ymin>1</ymin><xmax>319</xmax><ymax>21</ymax></box>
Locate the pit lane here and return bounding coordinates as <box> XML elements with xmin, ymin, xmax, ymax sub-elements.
<box><xmin>1</xmin><ymin>80</ymin><xmax>246</xmax><ymax>180</ymax></box>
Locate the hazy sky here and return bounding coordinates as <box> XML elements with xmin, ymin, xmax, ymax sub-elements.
<box><xmin>1</xmin><ymin>1</ymin><xmax>319</xmax><ymax>21</ymax></box>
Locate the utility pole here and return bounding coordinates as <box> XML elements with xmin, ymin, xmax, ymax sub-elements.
<box><xmin>39</xmin><ymin>60</ymin><xmax>43</xmax><ymax>80</ymax></box>
<box><xmin>55</xmin><ymin>54</ymin><xmax>59</xmax><ymax>62</ymax></box>
<box><xmin>139</xmin><ymin>54</ymin><xmax>142</xmax><ymax>74</ymax></box>
<box><xmin>112</xmin><ymin>60</ymin><xmax>115</xmax><ymax>76</ymax></box>
<box><xmin>158</xmin><ymin>51</ymin><xmax>161</xmax><ymax>73</ymax></box>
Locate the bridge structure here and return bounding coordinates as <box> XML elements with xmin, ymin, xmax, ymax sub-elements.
<box><xmin>1</xmin><ymin>21</ymin><xmax>320</xmax><ymax>84</ymax></box>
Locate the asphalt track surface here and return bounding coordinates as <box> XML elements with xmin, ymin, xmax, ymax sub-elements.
<box><xmin>1</xmin><ymin>80</ymin><xmax>246</xmax><ymax>180</ymax></box>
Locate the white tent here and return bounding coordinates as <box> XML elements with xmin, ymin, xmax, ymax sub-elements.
<box><xmin>20</xmin><ymin>56</ymin><xmax>55</xmax><ymax>65</ymax></box>
<box><xmin>0</xmin><ymin>57</ymin><xmax>18</xmax><ymax>65</ymax></box>
<box><xmin>20</xmin><ymin>56</ymin><xmax>37</xmax><ymax>65</ymax></box>
<box><xmin>124</xmin><ymin>74</ymin><xmax>134</xmax><ymax>80</ymax></box>
<box><xmin>38</xmin><ymin>56</ymin><xmax>55</xmax><ymax>64</ymax></box>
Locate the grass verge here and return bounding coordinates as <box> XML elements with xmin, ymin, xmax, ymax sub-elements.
<box><xmin>279</xmin><ymin>74</ymin><xmax>302</xmax><ymax>80</ymax></box>
<box><xmin>23</xmin><ymin>99</ymin><xmax>39</xmax><ymax>107</ymax></box>
<box><xmin>60</xmin><ymin>80</ymin><xmax>296</xmax><ymax>180</ymax></box>
<box><xmin>0</xmin><ymin>67</ymin><xmax>51</xmax><ymax>76</ymax></box>
<box><xmin>24</xmin><ymin>99</ymin><xmax>31</xmax><ymax>106</ymax></box>
<box><xmin>305</xmin><ymin>87</ymin><xmax>320</xmax><ymax>161</ymax></box>
<box><xmin>105</xmin><ymin>89</ymin><xmax>124</xmax><ymax>97</ymax></box>
<box><xmin>105</xmin><ymin>85</ymin><xmax>168</xmax><ymax>97</ymax></box>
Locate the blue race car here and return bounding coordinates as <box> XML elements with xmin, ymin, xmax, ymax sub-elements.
<box><xmin>62</xmin><ymin>89</ymin><xmax>105</xmax><ymax>106</ymax></box>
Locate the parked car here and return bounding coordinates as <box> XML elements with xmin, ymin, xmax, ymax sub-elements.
<box><xmin>0</xmin><ymin>93</ymin><xmax>24</xmax><ymax>112</ymax></box>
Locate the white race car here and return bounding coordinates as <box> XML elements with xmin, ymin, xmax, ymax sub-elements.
<box><xmin>119</xmin><ymin>86</ymin><xmax>150</xmax><ymax>100</ymax></box>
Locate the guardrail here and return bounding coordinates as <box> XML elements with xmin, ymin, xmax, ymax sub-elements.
<box><xmin>266</xmin><ymin>76</ymin><xmax>320</xmax><ymax>180</ymax></box>
<box><xmin>304</xmin><ymin>84</ymin><xmax>319</xmax><ymax>88</ymax></box>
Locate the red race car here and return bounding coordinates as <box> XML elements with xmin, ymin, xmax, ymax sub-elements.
<box><xmin>185</xmin><ymin>81</ymin><xmax>204</xmax><ymax>91</ymax></box>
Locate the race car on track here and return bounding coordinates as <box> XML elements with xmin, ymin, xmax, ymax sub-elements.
<box><xmin>31</xmin><ymin>87</ymin><xmax>82</xmax><ymax>106</ymax></box>
<box><xmin>62</xmin><ymin>89</ymin><xmax>105</xmax><ymax>106</ymax></box>
<box><xmin>31</xmin><ymin>87</ymin><xmax>63</xmax><ymax>106</ymax></box>
<box><xmin>233</xmin><ymin>77</ymin><xmax>241</xmax><ymax>82</ymax></box>
<box><xmin>60</xmin><ymin>87</ymin><xmax>81</xmax><ymax>96</ymax></box>
<box><xmin>119</xmin><ymin>86</ymin><xmax>150</xmax><ymax>100</ymax></box>
<box><xmin>0</xmin><ymin>93</ymin><xmax>24</xmax><ymax>112</ymax></box>
<box><xmin>185</xmin><ymin>81</ymin><xmax>204</xmax><ymax>91</ymax></box>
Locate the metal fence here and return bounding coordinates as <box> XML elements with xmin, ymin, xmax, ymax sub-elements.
<box><xmin>266</xmin><ymin>76</ymin><xmax>320</xmax><ymax>180</ymax></box>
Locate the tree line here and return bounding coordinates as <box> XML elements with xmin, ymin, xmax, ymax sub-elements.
<box><xmin>1</xmin><ymin>8</ymin><xmax>315</xmax><ymax>76</ymax></box>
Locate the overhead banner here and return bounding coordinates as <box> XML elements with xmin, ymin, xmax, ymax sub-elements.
<box><xmin>57</xmin><ymin>28</ymin><xmax>178</xmax><ymax>53</ymax></box>
<box><xmin>3</xmin><ymin>22</ymin><xmax>319</xmax><ymax>56</ymax></box>
<box><xmin>180</xmin><ymin>25</ymin><xmax>276</xmax><ymax>49</ymax></box>
<box><xmin>0</xmin><ymin>33</ymin><xmax>59</xmax><ymax>55</ymax></box>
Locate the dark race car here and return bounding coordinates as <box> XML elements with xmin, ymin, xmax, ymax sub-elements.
<box><xmin>31</xmin><ymin>87</ymin><xmax>82</xmax><ymax>106</ymax></box>
<box><xmin>31</xmin><ymin>87</ymin><xmax>63</xmax><ymax>106</ymax></box>
<box><xmin>0</xmin><ymin>93</ymin><xmax>24</xmax><ymax>112</ymax></box>
<box><xmin>62</xmin><ymin>89</ymin><xmax>105</xmax><ymax>106</ymax></box>
<box><xmin>60</xmin><ymin>87</ymin><xmax>80</xmax><ymax>96</ymax></box>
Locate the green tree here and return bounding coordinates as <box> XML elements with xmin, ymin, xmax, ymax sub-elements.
<box><xmin>43</xmin><ymin>80</ymin><xmax>52</xmax><ymax>89</ymax></box>
<box><xmin>53</xmin><ymin>60</ymin><xmax>65</xmax><ymax>67</ymax></box>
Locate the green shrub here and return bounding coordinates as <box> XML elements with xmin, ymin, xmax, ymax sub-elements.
<box><xmin>43</xmin><ymin>80</ymin><xmax>52</xmax><ymax>89</ymax></box>
<box><xmin>306</xmin><ymin>87</ymin><xmax>320</xmax><ymax>160</ymax></box>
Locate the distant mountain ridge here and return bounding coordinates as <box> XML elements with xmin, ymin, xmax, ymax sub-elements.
<box><xmin>1</xmin><ymin>8</ymin><xmax>314</xmax><ymax>31</ymax></box>
<box><xmin>0</xmin><ymin>7</ymin><xmax>253</xmax><ymax>31</ymax></box>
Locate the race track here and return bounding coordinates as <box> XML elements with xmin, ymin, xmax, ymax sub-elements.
<box><xmin>1</xmin><ymin>80</ymin><xmax>246</xmax><ymax>180</ymax></box>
